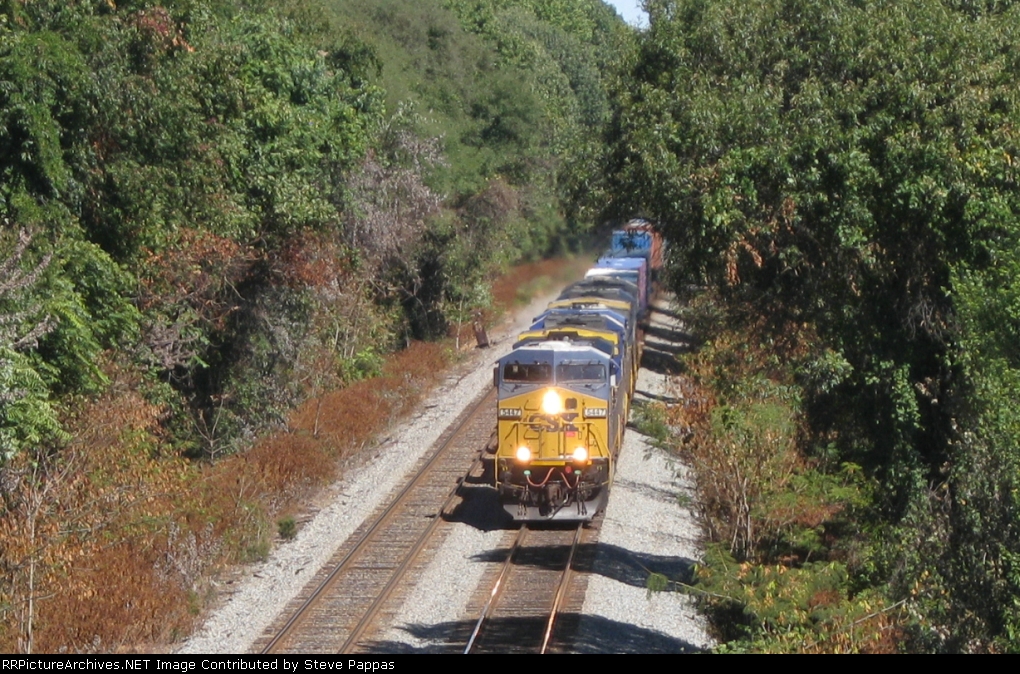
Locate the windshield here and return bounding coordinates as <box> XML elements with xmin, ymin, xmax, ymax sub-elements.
<box><xmin>556</xmin><ymin>363</ymin><xmax>606</xmax><ymax>383</ymax></box>
<box><xmin>503</xmin><ymin>362</ymin><xmax>552</xmax><ymax>383</ymax></box>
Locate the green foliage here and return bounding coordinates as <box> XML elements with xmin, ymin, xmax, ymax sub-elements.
<box><xmin>277</xmin><ymin>516</ymin><xmax>297</xmax><ymax>540</ymax></box>
<box><xmin>0</xmin><ymin>0</ymin><xmax>390</xmax><ymax>458</ymax></box>
<box><xmin>704</xmin><ymin>376</ymin><xmax>801</xmax><ymax>559</ymax></box>
<box><xmin>0</xmin><ymin>347</ymin><xmax>68</xmax><ymax>461</ymax></box>
<box><xmin>601</xmin><ymin>0</ymin><xmax>1020</xmax><ymax>651</ymax></box>
<box><xmin>338</xmin><ymin>345</ymin><xmax>385</xmax><ymax>384</ymax></box>
<box><xmin>646</xmin><ymin>571</ymin><xmax>670</xmax><ymax>596</ymax></box>
<box><xmin>56</xmin><ymin>239</ymin><xmax>141</xmax><ymax>349</ymax></box>
<box><xmin>633</xmin><ymin>401</ymin><xmax>670</xmax><ymax>445</ymax></box>
<box><xmin>294</xmin><ymin>0</ymin><xmax>628</xmax><ymax>341</ymax></box>
<box><xmin>0</xmin><ymin>230</ymin><xmax>66</xmax><ymax>460</ymax></box>
<box><xmin>0</xmin><ymin>28</ymin><xmax>90</xmax><ymax>205</ymax></box>
<box><xmin>695</xmin><ymin>544</ymin><xmax>900</xmax><ymax>653</ymax></box>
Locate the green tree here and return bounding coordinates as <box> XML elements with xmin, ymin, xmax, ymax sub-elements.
<box><xmin>599</xmin><ymin>0</ymin><xmax>1020</xmax><ymax>650</ymax></box>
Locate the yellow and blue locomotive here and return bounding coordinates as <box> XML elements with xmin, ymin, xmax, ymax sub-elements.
<box><xmin>492</xmin><ymin>222</ymin><xmax>664</xmax><ymax>522</ymax></box>
<box><xmin>494</xmin><ymin>341</ymin><xmax>623</xmax><ymax>521</ymax></box>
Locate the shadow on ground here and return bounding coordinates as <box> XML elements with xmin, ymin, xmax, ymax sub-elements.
<box><xmin>465</xmin><ymin>538</ymin><xmax>695</xmax><ymax>591</ymax></box>
<box><xmin>445</xmin><ymin>481</ymin><xmax>514</xmax><ymax>531</ymax></box>
<box><xmin>640</xmin><ymin>346</ymin><xmax>684</xmax><ymax>375</ymax></box>
<box><xmin>359</xmin><ymin>612</ymin><xmax>704</xmax><ymax>654</ymax></box>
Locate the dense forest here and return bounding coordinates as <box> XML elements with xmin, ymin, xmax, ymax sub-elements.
<box><xmin>0</xmin><ymin>0</ymin><xmax>629</xmax><ymax>651</ymax></box>
<box><xmin>590</xmin><ymin>0</ymin><xmax>1020</xmax><ymax>653</ymax></box>
<box><xmin>5</xmin><ymin>0</ymin><xmax>1020</xmax><ymax>654</ymax></box>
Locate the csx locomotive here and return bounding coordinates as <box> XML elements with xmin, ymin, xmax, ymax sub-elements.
<box><xmin>493</xmin><ymin>220</ymin><xmax>664</xmax><ymax>521</ymax></box>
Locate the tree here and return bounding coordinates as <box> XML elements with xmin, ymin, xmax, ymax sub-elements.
<box><xmin>0</xmin><ymin>229</ymin><xmax>64</xmax><ymax>463</ymax></box>
<box><xmin>599</xmin><ymin>0</ymin><xmax>1020</xmax><ymax>650</ymax></box>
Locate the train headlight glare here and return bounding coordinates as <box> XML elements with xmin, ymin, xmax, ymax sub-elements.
<box><xmin>573</xmin><ymin>447</ymin><xmax>588</xmax><ymax>462</ymax></box>
<box><xmin>516</xmin><ymin>446</ymin><xmax>532</xmax><ymax>463</ymax></box>
<box><xmin>541</xmin><ymin>390</ymin><xmax>563</xmax><ymax>415</ymax></box>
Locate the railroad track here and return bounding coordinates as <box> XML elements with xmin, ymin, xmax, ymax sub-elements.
<box><xmin>464</xmin><ymin>522</ymin><xmax>592</xmax><ymax>654</ymax></box>
<box><xmin>254</xmin><ymin>386</ymin><xmax>496</xmax><ymax>654</ymax></box>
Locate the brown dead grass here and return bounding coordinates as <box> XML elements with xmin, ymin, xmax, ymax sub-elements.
<box><xmin>0</xmin><ymin>359</ymin><xmax>203</xmax><ymax>653</ymax></box>
<box><xmin>489</xmin><ymin>255</ymin><xmax>593</xmax><ymax>313</ymax></box>
<box><xmin>35</xmin><ymin>540</ymin><xmax>193</xmax><ymax>653</ymax></box>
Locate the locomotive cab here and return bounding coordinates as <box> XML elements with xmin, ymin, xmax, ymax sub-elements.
<box><xmin>494</xmin><ymin>342</ymin><xmax>618</xmax><ymax>521</ymax></box>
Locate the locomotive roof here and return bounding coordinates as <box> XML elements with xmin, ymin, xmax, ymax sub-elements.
<box><xmin>559</xmin><ymin>280</ymin><xmax>638</xmax><ymax>302</ymax></box>
<box><xmin>594</xmin><ymin>256</ymin><xmax>647</xmax><ymax>271</ymax></box>
<box><xmin>498</xmin><ymin>341</ymin><xmax>610</xmax><ymax>365</ymax></box>
<box><xmin>552</xmin><ymin>292</ymin><xmax>637</xmax><ymax>314</ymax></box>
<box><xmin>514</xmin><ymin>331</ymin><xmax>617</xmax><ymax>358</ymax></box>
<box><xmin>537</xmin><ymin>310</ymin><xmax>627</xmax><ymax>332</ymax></box>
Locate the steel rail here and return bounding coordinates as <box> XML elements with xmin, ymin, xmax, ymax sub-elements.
<box><xmin>540</xmin><ymin>523</ymin><xmax>583</xmax><ymax>654</ymax></box>
<box><xmin>463</xmin><ymin>525</ymin><xmax>528</xmax><ymax>654</ymax></box>
<box><xmin>338</xmin><ymin>452</ymin><xmax>485</xmax><ymax>653</ymax></box>
<box><xmin>260</xmin><ymin>386</ymin><xmax>495</xmax><ymax>654</ymax></box>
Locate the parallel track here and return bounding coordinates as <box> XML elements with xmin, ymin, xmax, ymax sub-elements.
<box><xmin>255</xmin><ymin>386</ymin><xmax>496</xmax><ymax>654</ymax></box>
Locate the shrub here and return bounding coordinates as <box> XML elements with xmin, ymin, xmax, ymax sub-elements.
<box><xmin>277</xmin><ymin>517</ymin><xmax>297</xmax><ymax>541</ymax></box>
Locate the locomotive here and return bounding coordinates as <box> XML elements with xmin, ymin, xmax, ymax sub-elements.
<box><xmin>492</xmin><ymin>221</ymin><xmax>664</xmax><ymax>521</ymax></box>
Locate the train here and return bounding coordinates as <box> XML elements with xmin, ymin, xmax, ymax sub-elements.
<box><xmin>492</xmin><ymin>219</ymin><xmax>665</xmax><ymax>522</ymax></box>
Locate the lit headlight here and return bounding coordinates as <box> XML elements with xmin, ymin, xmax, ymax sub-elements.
<box><xmin>572</xmin><ymin>447</ymin><xmax>588</xmax><ymax>462</ymax></box>
<box><xmin>498</xmin><ymin>408</ymin><xmax>523</xmax><ymax>419</ymax></box>
<box><xmin>541</xmin><ymin>389</ymin><xmax>563</xmax><ymax>415</ymax></box>
<box><xmin>516</xmin><ymin>446</ymin><xmax>532</xmax><ymax>462</ymax></box>
<box><xmin>585</xmin><ymin>407</ymin><xmax>608</xmax><ymax>418</ymax></box>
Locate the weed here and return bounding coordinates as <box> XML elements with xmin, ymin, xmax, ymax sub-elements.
<box><xmin>633</xmin><ymin>401</ymin><xmax>670</xmax><ymax>445</ymax></box>
<box><xmin>277</xmin><ymin>517</ymin><xmax>297</xmax><ymax>540</ymax></box>
<box><xmin>646</xmin><ymin>572</ymin><xmax>671</xmax><ymax>597</ymax></box>
<box><xmin>242</xmin><ymin>537</ymin><xmax>271</xmax><ymax>563</ymax></box>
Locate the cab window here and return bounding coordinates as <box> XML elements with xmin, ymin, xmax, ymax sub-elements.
<box><xmin>556</xmin><ymin>363</ymin><xmax>606</xmax><ymax>382</ymax></box>
<box><xmin>503</xmin><ymin>363</ymin><xmax>552</xmax><ymax>383</ymax></box>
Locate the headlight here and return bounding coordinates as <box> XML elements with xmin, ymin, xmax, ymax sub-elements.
<box><xmin>572</xmin><ymin>447</ymin><xmax>588</xmax><ymax>462</ymax></box>
<box><xmin>516</xmin><ymin>446</ymin><xmax>532</xmax><ymax>463</ymax></box>
<box><xmin>585</xmin><ymin>407</ymin><xmax>608</xmax><ymax>418</ymax></box>
<box><xmin>541</xmin><ymin>389</ymin><xmax>563</xmax><ymax>415</ymax></box>
<box><xmin>498</xmin><ymin>408</ymin><xmax>522</xmax><ymax>419</ymax></box>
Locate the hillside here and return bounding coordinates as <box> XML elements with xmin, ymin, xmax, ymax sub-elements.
<box><xmin>0</xmin><ymin>0</ymin><xmax>630</xmax><ymax>652</ymax></box>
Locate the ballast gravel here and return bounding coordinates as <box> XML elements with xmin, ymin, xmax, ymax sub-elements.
<box><xmin>178</xmin><ymin>292</ymin><xmax>713</xmax><ymax>654</ymax></box>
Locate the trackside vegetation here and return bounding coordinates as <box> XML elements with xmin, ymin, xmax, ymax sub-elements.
<box><xmin>0</xmin><ymin>0</ymin><xmax>627</xmax><ymax>651</ymax></box>
<box><xmin>593</xmin><ymin>0</ymin><xmax>1020</xmax><ymax>653</ymax></box>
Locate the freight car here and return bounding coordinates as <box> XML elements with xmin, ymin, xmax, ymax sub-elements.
<box><xmin>492</xmin><ymin>222</ymin><xmax>664</xmax><ymax>521</ymax></box>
